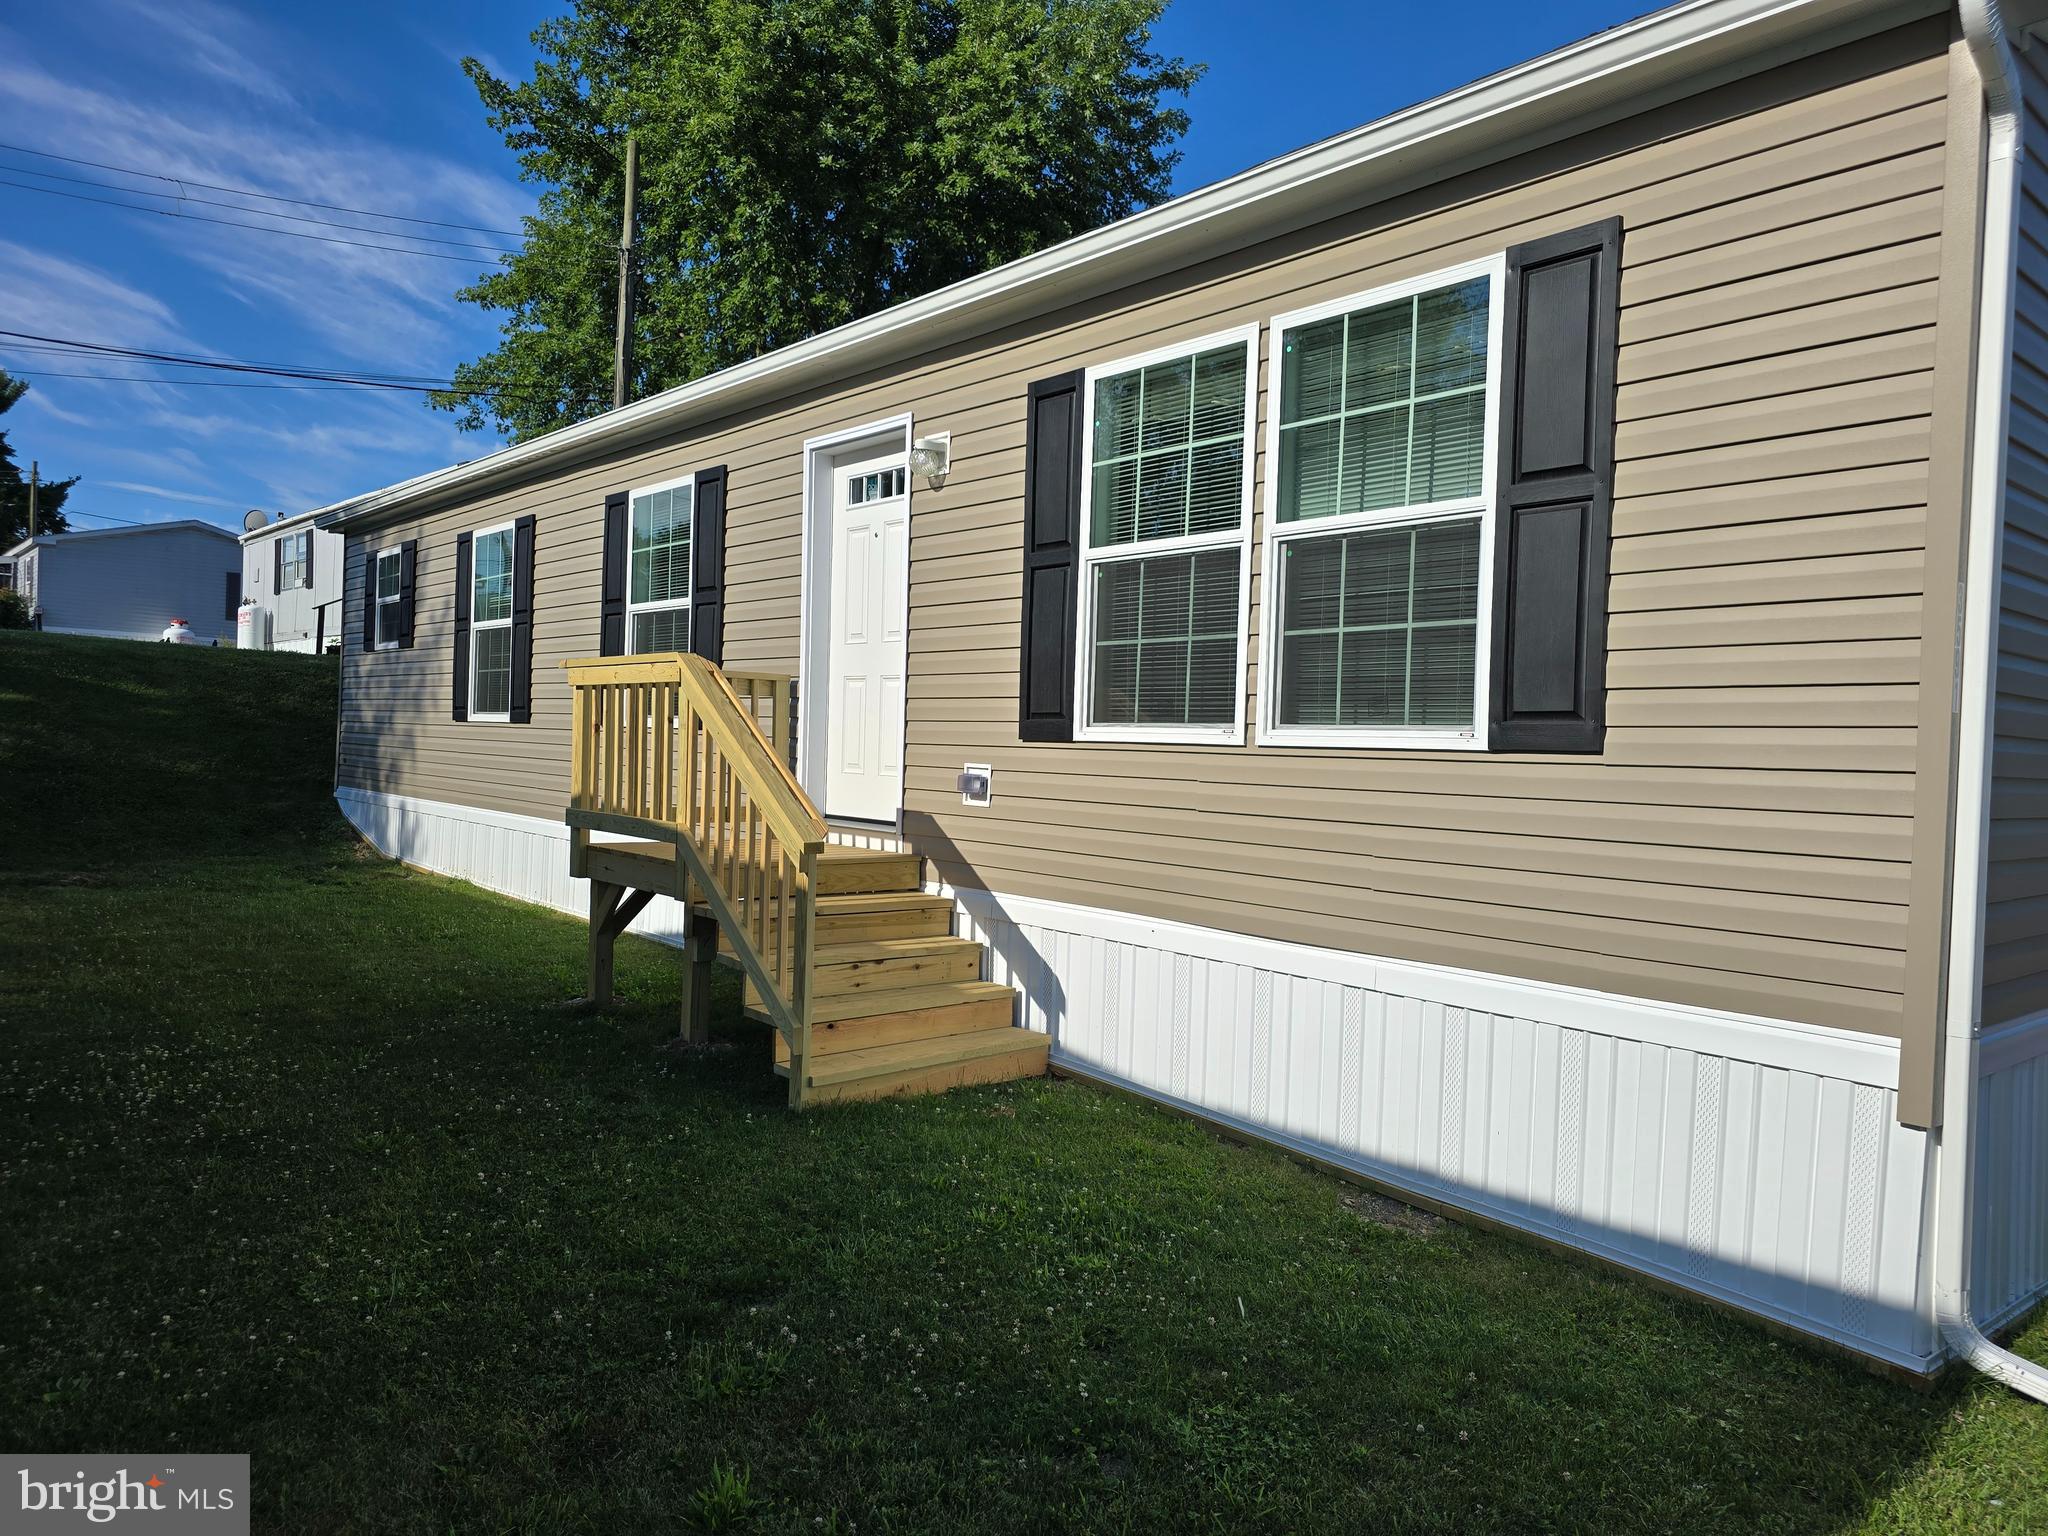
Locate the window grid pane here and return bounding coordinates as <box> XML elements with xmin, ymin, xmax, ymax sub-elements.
<box><xmin>375</xmin><ymin>552</ymin><xmax>400</xmax><ymax>601</ymax></box>
<box><xmin>473</xmin><ymin>528</ymin><xmax>514</xmax><ymax>624</ymax></box>
<box><xmin>1089</xmin><ymin>548</ymin><xmax>1239</xmax><ymax>728</ymax></box>
<box><xmin>471</xmin><ymin>624</ymin><xmax>512</xmax><ymax>717</ymax></box>
<box><xmin>632</xmin><ymin>605</ymin><xmax>691</xmax><ymax>654</ymax></box>
<box><xmin>1277</xmin><ymin>518</ymin><xmax>1479</xmax><ymax>731</ymax></box>
<box><xmin>630</xmin><ymin>484</ymin><xmax>693</xmax><ymax>607</ymax></box>
<box><xmin>847</xmin><ymin>467</ymin><xmax>905</xmax><ymax>504</ymax></box>
<box><xmin>1276</xmin><ymin>277</ymin><xmax>1488</xmax><ymax>525</ymax></box>
<box><xmin>1090</xmin><ymin>342</ymin><xmax>1247</xmax><ymax>548</ymax></box>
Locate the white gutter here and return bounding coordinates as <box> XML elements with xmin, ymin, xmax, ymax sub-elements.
<box><xmin>1937</xmin><ymin>0</ymin><xmax>2048</xmax><ymax>1403</ymax></box>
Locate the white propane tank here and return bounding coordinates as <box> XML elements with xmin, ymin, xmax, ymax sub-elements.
<box><xmin>161</xmin><ymin>618</ymin><xmax>202</xmax><ymax>645</ymax></box>
<box><xmin>236</xmin><ymin>601</ymin><xmax>269</xmax><ymax>651</ymax></box>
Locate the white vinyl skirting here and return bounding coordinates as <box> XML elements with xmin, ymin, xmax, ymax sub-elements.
<box><xmin>338</xmin><ymin>786</ymin><xmax>2048</xmax><ymax>1374</ymax></box>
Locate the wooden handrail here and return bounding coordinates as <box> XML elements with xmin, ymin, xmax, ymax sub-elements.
<box><xmin>561</xmin><ymin>653</ymin><xmax>822</xmax><ymax>1102</ymax></box>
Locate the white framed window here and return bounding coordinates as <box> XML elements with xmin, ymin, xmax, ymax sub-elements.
<box><xmin>1259</xmin><ymin>255</ymin><xmax>1503</xmax><ymax>750</ymax></box>
<box><xmin>1073</xmin><ymin>324</ymin><xmax>1259</xmax><ymax>743</ymax></box>
<box><xmin>372</xmin><ymin>547</ymin><xmax>403</xmax><ymax>651</ymax></box>
<box><xmin>627</xmin><ymin>472</ymin><xmax>694</xmax><ymax>653</ymax></box>
<box><xmin>468</xmin><ymin>521</ymin><xmax>515</xmax><ymax>721</ymax></box>
<box><xmin>279</xmin><ymin>530</ymin><xmax>309</xmax><ymax>589</ymax></box>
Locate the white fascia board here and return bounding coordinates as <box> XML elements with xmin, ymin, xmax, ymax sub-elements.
<box><xmin>11</xmin><ymin>521</ymin><xmax>235</xmax><ymax>551</ymax></box>
<box><xmin>316</xmin><ymin>0</ymin><xmax>1931</xmax><ymax>535</ymax></box>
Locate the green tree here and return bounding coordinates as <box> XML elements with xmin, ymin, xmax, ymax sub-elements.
<box><xmin>0</xmin><ymin>370</ymin><xmax>76</xmax><ymax>549</ymax></box>
<box><xmin>435</xmin><ymin>0</ymin><xmax>1200</xmax><ymax>441</ymax></box>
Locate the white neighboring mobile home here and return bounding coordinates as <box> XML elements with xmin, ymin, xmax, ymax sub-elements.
<box><xmin>238</xmin><ymin>509</ymin><xmax>344</xmax><ymax>652</ymax></box>
<box><xmin>5</xmin><ymin>521</ymin><xmax>240</xmax><ymax>643</ymax></box>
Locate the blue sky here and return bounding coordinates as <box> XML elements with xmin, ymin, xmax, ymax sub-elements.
<box><xmin>0</xmin><ymin>0</ymin><xmax>1640</xmax><ymax>536</ymax></box>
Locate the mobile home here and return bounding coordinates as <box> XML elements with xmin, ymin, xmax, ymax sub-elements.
<box><xmin>316</xmin><ymin>0</ymin><xmax>2048</xmax><ymax>1385</ymax></box>
<box><xmin>5</xmin><ymin>521</ymin><xmax>240</xmax><ymax>643</ymax></box>
<box><xmin>238</xmin><ymin>508</ymin><xmax>344</xmax><ymax>652</ymax></box>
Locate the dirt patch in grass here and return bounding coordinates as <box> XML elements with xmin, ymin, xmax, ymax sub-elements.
<box><xmin>1340</xmin><ymin>1185</ymin><xmax>1447</xmax><ymax>1237</ymax></box>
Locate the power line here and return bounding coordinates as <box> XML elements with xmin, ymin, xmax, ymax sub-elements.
<box><xmin>47</xmin><ymin>508</ymin><xmax>162</xmax><ymax>529</ymax></box>
<box><xmin>0</xmin><ymin>177</ymin><xmax>519</xmax><ymax>263</ymax></box>
<box><xmin>3</xmin><ymin>329</ymin><xmax>470</xmax><ymax>388</ymax></box>
<box><xmin>0</xmin><ymin>161</ymin><xmax>521</xmax><ymax>254</ymax></box>
<box><xmin>0</xmin><ymin>338</ymin><xmax>450</xmax><ymax>385</ymax></box>
<box><xmin>0</xmin><ymin>139</ymin><xmax>528</xmax><ymax>239</ymax></box>
<box><xmin>0</xmin><ymin>329</ymin><xmax>605</xmax><ymax>405</ymax></box>
<box><xmin>2</xmin><ymin>369</ymin><xmax>601</xmax><ymax>401</ymax></box>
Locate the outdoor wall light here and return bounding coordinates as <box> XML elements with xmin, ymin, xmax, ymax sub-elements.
<box><xmin>908</xmin><ymin>433</ymin><xmax>951</xmax><ymax>489</ymax></box>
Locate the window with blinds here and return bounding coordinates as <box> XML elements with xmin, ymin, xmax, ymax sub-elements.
<box><xmin>1078</xmin><ymin>330</ymin><xmax>1256</xmax><ymax>737</ymax></box>
<box><xmin>1266</xmin><ymin>262</ymin><xmax>1498</xmax><ymax>745</ymax></box>
<box><xmin>627</xmin><ymin>475</ymin><xmax>693</xmax><ymax>653</ymax></box>
<box><xmin>469</xmin><ymin>523</ymin><xmax>516</xmax><ymax>719</ymax></box>
<box><xmin>373</xmin><ymin>548</ymin><xmax>403</xmax><ymax>649</ymax></box>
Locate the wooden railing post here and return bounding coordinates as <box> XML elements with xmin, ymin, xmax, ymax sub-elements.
<box><xmin>788</xmin><ymin>846</ymin><xmax>819</xmax><ymax>1108</ymax></box>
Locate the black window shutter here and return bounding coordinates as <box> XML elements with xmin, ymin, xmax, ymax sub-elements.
<box><xmin>1488</xmin><ymin>217</ymin><xmax>1622</xmax><ymax>754</ymax></box>
<box><xmin>303</xmin><ymin>530</ymin><xmax>314</xmax><ymax>589</ymax></box>
<box><xmin>510</xmin><ymin>514</ymin><xmax>537</xmax><ymax>724</ymax></box>
<box><xmin>360</xmin><ymin>547</ymin><xmax>377</xmax><ymax>652</ymax></box>
<box><xmin>1019</xmin><ymin>370</ymin><xmax>1084</xmax><ymax>741</ymax></box>
<box><xmin>274</xmin><ymin>536</ymin><xmax>283</xmax><ymax>593</ymax></box>
<box><xmin>225</xmin><ymin>571</ymin><xmax>240</xmax><ymax>621</ymax></box>
<box><xmin>452</xmin><ymin>532</ymin><xmax>473</xmax><ymax>721</ymax></box>
<box><xmin>691</xmin><ymin>465</ymin><xmax>726</xmax><ymax>664</ymax></box>
<box><xmin>398</xmin><ymin>539</ymin><xmax>418</xmax><ymax>649</ymax></box>
<box><xmin>600</xmin><ymin>491</ymin><xmax>628</xmax><ymax>655</ymax></box>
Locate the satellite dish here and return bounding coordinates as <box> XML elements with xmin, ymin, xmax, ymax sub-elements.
<box><xmin>242</xmin><ymin>508</ymin><xmax>270</xmax><ymax>532</ymax></box>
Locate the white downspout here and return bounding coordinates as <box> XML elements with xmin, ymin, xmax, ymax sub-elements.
<box><xmin>1938</xmin><ymin>0</ymin><xmax>2048</xmax><ymax>1403</ymax></box>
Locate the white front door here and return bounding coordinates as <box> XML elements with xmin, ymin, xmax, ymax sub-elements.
<box><xmin>824</xmin><ymin>451</ymin><xmax>909</xmax><ymax>823</ymax></box>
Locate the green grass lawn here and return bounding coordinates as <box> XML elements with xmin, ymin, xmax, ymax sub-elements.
<box><xmin>1</xmin><ymin>630</ymin><xmax>2043</xmax><ymax>1534</ymax></box>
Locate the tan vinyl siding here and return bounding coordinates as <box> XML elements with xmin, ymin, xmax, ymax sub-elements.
<box><xmin>1984</xmin><ymin>48</ymin><xmax>2048</xmax><ymax>1029</ymax></box>
<box><xmin>342</xmin><ymin>18</ymin><xmax>1961</xmax><ymax>1041</ymax></box>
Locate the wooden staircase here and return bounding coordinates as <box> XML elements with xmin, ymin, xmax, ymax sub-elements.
<box><xmin>748</xmin><ymin>849</ymin><xmax>1045</xmax><ymax>1103</ymax></box>
<box><xmin>561</xmin><ymin>655</ymin><xmax>1046</xmax><ymax>1107</ymax></box>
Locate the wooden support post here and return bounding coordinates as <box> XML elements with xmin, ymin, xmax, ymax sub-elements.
<box><xmin>680</xmin><ymin>911</ymin><xmax>716</xmax><ymax>1044</ymax></box>
<box><xmin>588</xmin><ymin>879</ymin><xmax>622</xmax><ymax>1005</ymax></box>
<box><xmin>588</xmin><ymin>880</ymin><xmax>655</xmax><ymax>1006</ymax></box>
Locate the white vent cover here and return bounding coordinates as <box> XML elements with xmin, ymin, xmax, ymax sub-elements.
<box><xmin>957</xmin><ymin>763</ymin><xmax>992</xmax><ymax>807</ymax></box>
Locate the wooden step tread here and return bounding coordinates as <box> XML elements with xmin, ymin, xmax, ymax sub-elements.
<box><xmin>811</xmin><ymin>979</ymin><xmax>1013</xmax><ymax>1024</ymax></box>
<box><xmin>812</xmin><ymin>936</ymin><xmax>978</xmax><ymax>965</ymax></box>
<box><xmin>819</xmin><ymin>844</ymin><xmax>912</xmax><ymax>864</ymax></box>
<box><xmin>815</xmin><ymin>890</ymin><xmax>947</xmax><ymax>912</ymax></box>
<box><xmin>803</xmin><ymin>1027</ymin><xmax>1047</xmax><ymax>1088</ymax></box>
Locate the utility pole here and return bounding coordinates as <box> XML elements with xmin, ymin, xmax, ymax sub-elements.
<box><xmin>27</xmin><ymin>460</ymin><xmax>36</xmax><ymax>540</ymax></box>
<box><xmin>612</xmin><ymin>136</ymin><xmax>639</xmax><ymax>412</ymax></box>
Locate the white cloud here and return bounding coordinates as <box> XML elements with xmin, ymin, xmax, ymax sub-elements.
<box><xmin>98</xmin><ymin>479</ymin><xmax>247</xmax><ymax>509</ymax></box>
<box><xmin>103</xmin><ymin>0</ymin><xmax>298</xmax><ymax>107</ymax></box>
<box><xmin>0</xmin><ymin>239</ymin><xmax>189</xmax><ymax>350</ymax></box>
